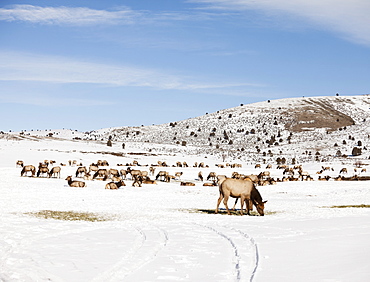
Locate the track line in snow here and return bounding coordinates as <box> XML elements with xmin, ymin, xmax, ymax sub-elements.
<box><xmin>196</xmin><ymin>223</ymin><xmax>259</xmax><ymax>282</ymax></box>
<box><xmin>93</xmin><ymin>224</ymin><xmax>169</xmax><ymax>281</ymax></box>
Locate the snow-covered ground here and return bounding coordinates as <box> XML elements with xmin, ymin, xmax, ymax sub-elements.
<box><xmin>0</xmin><ymin>138</ymin><xmax>369</xmax><ymax>281</ymax></box>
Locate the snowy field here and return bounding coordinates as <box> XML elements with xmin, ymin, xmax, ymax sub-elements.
<box><xmin>0</xmin><ymin>138</ymin><xmax>369</xmax><ymax>282</ymax></box>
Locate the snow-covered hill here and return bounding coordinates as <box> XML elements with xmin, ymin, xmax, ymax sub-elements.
<box><xmin>5</xmin><ymin>95</ymin><xmax>370</xmax><ymax>164</ymax></box>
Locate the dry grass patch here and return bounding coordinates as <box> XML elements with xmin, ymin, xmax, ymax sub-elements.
<box><xmin>25</xmin><ymin>210</ymin><xmax>117</xmax><ymax>222</ymax></box>
<box><xmin>324</xmin><ymin>204</ymin><xmax>370</xmax><ymax>209</ymax></box>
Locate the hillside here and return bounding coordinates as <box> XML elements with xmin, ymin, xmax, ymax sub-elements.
<box><xmin>5</xmin><ymin>95</ymin><xmax>370</xmax><ymax>164</ymax></box>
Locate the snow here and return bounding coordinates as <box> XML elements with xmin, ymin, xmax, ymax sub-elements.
<box><xmin>0</xmin><ymin>138</ymin><xmax>369</xmax><ymax>282</ymax></box>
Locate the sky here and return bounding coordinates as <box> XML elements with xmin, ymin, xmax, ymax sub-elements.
<box><xmin>1</xmin><ymin>0</ymin><xmax>369</xmax><ymax>132</ymax></box>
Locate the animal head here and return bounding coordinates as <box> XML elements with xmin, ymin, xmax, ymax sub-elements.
<box><xmin>255</xmin><ymin>200</ymin><xmax>267</xmax><ymax>216</ymax></box>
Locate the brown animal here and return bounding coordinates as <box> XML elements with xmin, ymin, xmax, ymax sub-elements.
<box><xmin>49</xmin><ymin>166</ymin><xmax>61</xmax><ymax>178</ymax></box>
<box><xmin>37</xmin><ymin>163</ymin><xmax>49</xmax><ymax>177</ymax></box>
<box><xmin>105</xmin><ymin>180</ymin><xmax>125</xmax><ymax>189</ymax></box>
<box><xmin>203</xmin><ymin>182</ymin><xmax>217</xmax><ymax>186</ymax></box>
<box><xmin>16</xmin><ymin>160</ymin><xmax>24</xmax><ymax>167</ymax></box>
<box><xmin>180</xmin><ymin>182</ymin><xmax>195</xmax><ymax>186</ymax></box>
<box><xmin>156</xmin><ymin>171</ymin><xmax>169</xmax><ymax>181</ymax></box>
<box><xmin>198</xmin><ymin>171</ymin><xmax>203</xmax><ymax>182</ymax></box>
<box><xmin>75</xmin><ymin>166</ymin><xmax>87</xmax><ymax>177</ymax></box>
<box><xmin>142</xmin><ymin>179</ymin><xmax>157</xmax><ymax>184</ymax></box>
<box><xmin>149</xmin><ymin>167</ymin><xmax>156</xmax><ymax>176</ymax></box>
<box><xmin>175</xmin><ymin>172</ymin><xmax>183</xmax><ymax>180</ymax></box>
<box><xmin>216</xmin><ymin>178</ymin><xmax>267</xmax><ymax>216</ymax></box>
<box><xmin>109</xmin><ymin>168</ymin><xmax>120</xmax><ymax>178</ymax></box>
<box><xmin>132</xmin><ymin>175</ymin><xmax>143</xmax><ymax>187</ymax></box>
<box><xmin>21</xmin><ymin>165</ymin><xmax>36</xmax><ymax>177</ymax></box>
<box><xmin>93</xmin><ymin>169</ymin><xmax>109</xmax><ymax>180</ymax></box>
<box><xmin>65</xmin><ymin>176</ymin><xmax>86</xmax><ymax>187</ymax></box>
<box><xmin>207</xmin><ymin>172</ymin><xmax>217</xmax><ymax>181</ymax></box>
<box><xmin>83</xmin><ymin>173</ymin><xmax>93</xmax><ymax>180</ymax></box>
<box><xmin>89</xmin><ymin>164</ymin><xmax>99</xmax><ymax>174</ymax></box>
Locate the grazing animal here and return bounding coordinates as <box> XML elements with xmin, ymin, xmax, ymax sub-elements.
<box><xmin>21</xmin><ymin>165</ymin><xmax>36</xmax><ymax>177</ymax></box>
<box><xmin>207</xmin><ymin>172</ymin><xmax>217</xmax><ymax>181</ymax></box>
<box><xmin>65</xmin><ymin>176</ymin><xmax>86</xmax><ymax>187</ymax></box>
<box><xmin>75</xmin><ymin>166</ymin><xmax>87</xmax><ymax>178</ymax></box>
<box><xmin>339</xmin><ymin>168</ymin><xmax>348</xmax><ymax>174</ymax></box>
<box><xmin>37</xmin><ymin>163</ymin><xmax>49</xmax><ymax>177</ymax></box>
<box><xmin>216</xmin><ymin>178</ymin><xmax>267</xmax><ymax>216</ymax></box>
<box><xmin>93</xmin><ymin>169</ymin><xmax>109</xmax><ymax>180</ymax></box>
<box><xmin>105</xmin><ymin>180</ymin><xmax>125</xmax><ymax>190</ymax></box>
<box><xmin>175</xmin><ymin>172</ymin><xmax>183</xmax><ymax>180</ymax></box>
<box><xmin>149</xmin><ymin>167</ymin><xmax>156</xmax><ymax>176</ymax></box>
<box><xmin>49</xmin><ymin>166</ymin><xmax>61</xmax><ymax>178</ymax></box>
<box><xmin>198</xmin><ymin>171</ymin><xmax>203</xmax><ymax>182</ymax></box>
<box><xmin>156</xmin><ymin>171</ymin><xmax>169</xmax><ymax>181</ymax></box>
<box><xmin>109</xmin><ymin>168</ymin><xmax>120</xmax><ymax>178</ymax></box>
<box><xmin>132</xmin><ymin>175</ymin><xmax>143</xmax><ymax>187</ymax></box>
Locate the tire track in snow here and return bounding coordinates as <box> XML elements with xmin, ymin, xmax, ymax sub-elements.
<box><xmin>197</xmin><ymin>223</ymin><xmax>259</xmax><ymax>282</ymax></box>
<box><xmin>92</xmin><ymin>224</ymin><xmax>168</xmax><ymax>281</ymax></box>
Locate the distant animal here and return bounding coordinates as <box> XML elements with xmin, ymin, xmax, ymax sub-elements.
<box><xmin>132</xmin><ymin>175</ymin><xmax>143</xmax><ymax>187</ymax></box>
<box><xmin>175</xmin><ymin>172</ymin><xmax>183</xmax><ymax>180</ymax></box>
<box><xmin>93</xmin><ymin>169</ymin><xmax>109</xmax><ymax>180</ymax></box>
<box><xmin>49</xmin><ymin>166</ymin><xmax>61</xmax><ymax>178</ymax></box>
<box><xmin>180</xmin><ymin>182</ymin><xmax>195</xmax><ymax>186</ymax></box>
<box><xmin>37</xmin><ymin>163</ymin><xmax>49</xmax><ymax>177</ymax></box>
<box><xmin>207</xmin><ymin>172</ymin><xmax>217</xmax><ymax>181</ymax></box>
<box><xmin>198</xmin><ymin>171</ymin><xmax>203</xmax><ymax>181</ymax></box>
<box><xmin>156</xmin><ymin>171</ymin><xmax>169</xmax><ymax>181</ymax></box>
<box><xmin>105</xmin><ymin>180</ymin><xmax>125</xmax><ymax>190</ymax></box>
<box><xmin>75</xmin><ymin>166</ymin><xmax>87</xmax><ymax>178</ymax></box>
<box><xmin>65</xmin><ymin>176</ymin><xmax>86</xmax><ymax>187</ymax></box>
<box><xmin>142</xmin><ymin>179</ymin><xmax>157</xmax><ymax>184</ymax></box>
<box><xmin>339</xmin><ymin>168</ymin><xmax>348</xmax><ymax>174</ymax></box>
<box><xmin>21</xmin><ymin>165</ymin><xmax>36</xmax><ymax>177</ymax></box>
<box><xmin>203</xmin><ymin>182</ymin><xmax>217</xmax><ymax>186</ymax></box>
<box><xmin>216</xmin><ymin>178</ymin><xmax>267</xmax><ymax>216</ymax></box>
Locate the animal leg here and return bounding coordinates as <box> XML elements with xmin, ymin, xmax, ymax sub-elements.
<box><xmin>215</xmin><ymin>194</ymin><xmax>223</xmax><ymax>214</ymax></box>
<box><xmin>223</xmin><ymin>195</ymin><xmax>230</xmax><ymax>215</ymax></box>
<box><xmin>232</xmin><ymin>198</ymin><xmax>238</xmax><ymax>210</ymax></box>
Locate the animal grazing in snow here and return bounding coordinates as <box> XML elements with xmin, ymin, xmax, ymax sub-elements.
<box><xmin>75</xmin><ymin>166</ymin><xmax>87</xmax><ymax>177</ymax></box>
<box><xmin>65</xmin><ymin>176</ymin><xmax>86</xmax><ymax>187</ymax></box>
<box><xmin>21</xmin><ymin>165</ymin><xmax>36</xmax><ymax>177</ymax></box>
<box><xmin>216</xmin><ymin>178</ymin><xmax>267</xmax><ymax>216</ymax></box>
<box><xmin>37</xmin><ymin>163</ymin><xmax>49</xmax><ymax>177</ymax></box>
<box><xmin>49</xmin><ymin>166</ymin><xmax>61</xmax><ymax>178</ymax></box>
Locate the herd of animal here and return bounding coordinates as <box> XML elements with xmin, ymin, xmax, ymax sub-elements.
<box><xmin>16</xmin><ymin>158</ymin><xmax>370</xmax><ymax>216</ymax></box>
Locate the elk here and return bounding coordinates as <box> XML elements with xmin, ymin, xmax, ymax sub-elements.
<box><xmin>216</xmin><ymin>178</ymin><xmax>266</xmax><ymax>216</ymax></box>
<box><xmin>37</xmin><ymin>163</ymin><xmax>49</xmax><ymax>177</ymax></box>
<box><xmin>21</xmin><ymin>165</ymin><xmax>36</xmax><ymax>177</ymax></box>
<box><xmin>207</xmin><ymin>172</ymin><xmax>217</xmax><ymax>181</ymax></box>
<box><xmin>105</xmin><ymin>180</ymin><xmax>125</xmax><ymax>190</ymax></box>
<box><xmin>65</xmin><ymin>176</ymin><xmax>86</xmax><ymax>187</ymax></box>
<box><xmin>49</xmin><ymin>166</ymin><xmax>61</xmax><ymax>178</ymax></box>
<box><xmin>180</xmin><ymin>182</ymin><xmax>195</xmax><ymax>186</ymax></box>
<box><xmin>93</xmin><ymin>169</ymin><xmax>109</xmax><ymax>180</ymax></box>
<box><xmin>75</xmin><ymin>166</ymin><xmax>87</xmax><ymax>178</ymax></box>
<box><xmin>16</xmin><ymin>160</ymin><xmax>24</xmax><ymax>167</ymax></box>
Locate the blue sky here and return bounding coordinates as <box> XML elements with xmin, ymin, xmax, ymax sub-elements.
<box><xmin>1</xmin><ymin>0</ymin><xmax>369</xmax><ymax>132</ymax></box>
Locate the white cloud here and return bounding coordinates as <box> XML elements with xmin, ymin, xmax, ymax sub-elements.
<box><xmin>0</xmin><ymin>5</ymin><xmax>140</xmax><ymax>25</ymax></box>
<box><xmin>0</xmin><ymin>51</ymin><xmax>253</xmax><ymax>91</ymax></box>
<box><xmin>190</xmin><ymin>0</ymin><xmax>370</xmax><ymax>46</ymax></box>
